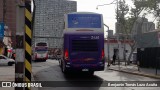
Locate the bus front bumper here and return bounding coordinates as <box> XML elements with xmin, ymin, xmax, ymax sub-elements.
<box><xmin>64</xmin><ymin>62</ymin><xmax>105</xmax><ymax>71</ymax></box>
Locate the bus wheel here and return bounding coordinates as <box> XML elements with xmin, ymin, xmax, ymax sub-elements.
<box><xmin>87</xmin><ymin>71</ymin><xmax>94</xmax><ymax>76</ymax></box>
<box><xmin>8</xmin><ymin>62</ymin><xmax>13</xmax><ymax>66</ymax></box>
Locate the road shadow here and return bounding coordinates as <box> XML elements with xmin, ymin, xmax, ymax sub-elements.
<box><xmin>63</xmin><ymin>72</ymin><xmax>104</xmax><ymax>87</ymax></box>
<box><xmin>32</xmin><ymin>61</ymin><xmax>104</xmax><ymax>88</ymax></box>
<box><xmin>0</xmin><ymin>64</ymin><xmax>15</xmax><ymax>67</ymax></box>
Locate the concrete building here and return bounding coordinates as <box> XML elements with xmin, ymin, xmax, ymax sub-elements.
<box><xmin>132</xmin><ymin>17</ymin><xmax>155</xmax><ymax>35</ymax></box>
<box><xmin>116</xmin><ymin>17</ymin><xmax>155</xmax><ymax>35</ymax></box>
<box><xmin>0</xmin><ymin>0</ymin><xmax>16</xmax><ymax>54</ymax></box>
<box><xmin>104</xmin><ymin>39</ymin><xmax>134</xmax><ymax>61</ymax></box>
<box><xmin>142</xmin><ymin>22</ymin><xmax>155</xmax><ymax>33</ymax></box>
<box><xmin>33</xmin><ymin>0</ymin><xmax>77</xmax><ymax>49</ymax></box>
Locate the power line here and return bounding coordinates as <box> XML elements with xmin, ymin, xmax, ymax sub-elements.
<box><xmin>96</xmin><ymin>0</ymin><xmax>117</xmax><ymax>9</ymax></box>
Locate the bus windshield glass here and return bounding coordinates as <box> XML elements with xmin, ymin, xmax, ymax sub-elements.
<box><xmin>68</xmin><ymin>14</ymin><xmax>101</xmax><ymax>28</ymax></box>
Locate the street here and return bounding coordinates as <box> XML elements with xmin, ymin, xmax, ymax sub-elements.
<box><xmin>0</xmin><ymin>65</ymin><xmax>15</xmax><ymax>81</ymax></box>
<box><xmin>32</xmin><ymin>59</ymin><xmax>160</xmax><ymax>90</ymax></box>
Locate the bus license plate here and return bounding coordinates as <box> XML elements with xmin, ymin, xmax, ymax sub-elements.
<box><xmin>82</xmin><ymin>69</ymin><xmax>89</xmax><ymax>71</ymax></box>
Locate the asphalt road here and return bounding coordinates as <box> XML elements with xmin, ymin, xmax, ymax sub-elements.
<box><xmin>32</xmin><ymin>59</ymin><xmax>160</xmax><ymax>90</ymax></box>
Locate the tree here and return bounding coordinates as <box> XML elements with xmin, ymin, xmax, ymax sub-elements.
<box><xmin>145</xmin><ymin>0</ymin><xmax>160</xmax><ymax>28</ymax></box>
<box><xmin>132</xmin><ymin>0</ymin><xmax>160</xmax><ymax>28</ymax></box>
<box><xmin>116</xmin><ymin>0</ymin><xmax>150</xmax><ymax>65</ymax></box>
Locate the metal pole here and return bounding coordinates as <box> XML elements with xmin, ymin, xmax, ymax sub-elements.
<box><xmin>116</xmin><ymin>0</ymin><xmax>121</xmax><ymax>69</ymax></box>
<box><xmin>24</xmin><ymin>1</ymin><xmax>32</xmax><ymax>90</ymax></box>
<box><xmin>124</xmin><ymin>35</ymin><xmax>126</xmax><ymax>66</ymax></box>
<box><xmin>104</xmin><ymin>24</ymin><xmax>110</xmax><ymax>66</ymax></box>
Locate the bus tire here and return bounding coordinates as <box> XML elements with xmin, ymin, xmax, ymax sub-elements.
<box><xmin>88</xmin><ymin>71</ymin><xmax>94</xmax><ymax>76</ymax></box>
<box><xmin>8</xmin><ymin>62</ymin><xmax>13</xmax><ymax>66</ymax></box>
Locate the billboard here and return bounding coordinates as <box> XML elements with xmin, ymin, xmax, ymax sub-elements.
<box><xmin>68</xmin><ymin>14</ymin><xmax>101</xmax><ymax>28</ymax></box>
<box><xmin>0</xmin><ymin>22</ymin><xmax>4</xmax><ymax>40</ymax></box>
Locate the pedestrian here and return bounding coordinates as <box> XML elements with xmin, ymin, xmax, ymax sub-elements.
<box><xmin>112</xmin><ymin>53</ymin><xmax>116</xmax><ymax>65</ymax></box>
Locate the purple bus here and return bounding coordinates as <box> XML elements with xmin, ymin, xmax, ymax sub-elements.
<box><xmin>60</xmin><ymin>12</ymin><xmax>105</xmax><ymax>75</ymax></box>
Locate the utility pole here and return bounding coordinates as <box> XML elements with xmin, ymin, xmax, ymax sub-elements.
<box><xmin>104</xmin><ymin>24</ymin><xmax>110</xmax><ymax>66</ymax></box>
<box><xmin>15</xmin><ymin>0</ymin><xmax>25</xmax><ymax>90</ymax></box>
<box><xmin>96</xmin><ymin>1</ymin><xmax>117</xmax><ymax>67</ymax></box>
<box><xmin>24</xmin><ymin>0</ymin><xmax>32</xmax><ymax>90</ymax></box>
<box><xmin>116</xmin><ymin>0</ymin><xmax>121</xmax><ymax>69</ymax></box>
<box><xmin>123</xmin><ymin>35</ymin><xmax>126</xmax><ymax>66</ymax></box>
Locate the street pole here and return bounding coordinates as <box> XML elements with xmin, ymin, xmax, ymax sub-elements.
<box><xmin>116</xmin><ymin>0</ymin><xmax>121</xmax><ymax>69</ymax></box>
<box><xmin>96</xmin><ymin>0</ymin><xmax>119</xmax><ymax>67</ymax></box>
<box><xmin>24</xmin><ymin>1</ymin><xmax>32</xmax><ymax>90</ymax></box>
<box><xmin>124</xmin><ymin>35</ymin><xmax>126</xmax><ymax>66</ymax></box>
<box><xmin>15</xmin><ymin>0</ymin><xmax>25</xmax><ymax>90</ymax></box>
<box><xmin>104</xmin><ymin>24</ymin><xmax>110</xmax><ymax>66</ymax></box>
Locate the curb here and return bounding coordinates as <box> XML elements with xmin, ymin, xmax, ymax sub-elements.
<box><xmin>109</xmin><ymin>68</ymin><xmax>160</xmax><ymax>79</ymax></box>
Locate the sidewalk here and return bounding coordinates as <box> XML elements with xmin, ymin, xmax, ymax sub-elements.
<box><xmin>107</xmin><ymin>62</ymin><xmax>160</xmax><ymax>79</ymax></box>
<box><xmin>0</xmin><ymin>65</ymin><xmax>38</xmax><ymax>90</ymax></box>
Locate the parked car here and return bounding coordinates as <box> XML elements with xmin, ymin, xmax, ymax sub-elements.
<box><xmin>0</xmin><ymin>55</ymin><xmax>15</xmax><ymax>66</ymax></box>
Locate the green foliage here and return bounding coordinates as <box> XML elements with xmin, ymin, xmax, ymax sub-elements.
<box><xmin>132</xmin><ymin>0</ymin><xmax>160</xmax><ymax>16</ymax></box>
<box><xmin>117</xmin><ymin>0</ymin><xmax>160</xmax><ymax>34</ymax></box>
<box><xmin>116</xmin><ymin>0</ymin><xmax>129</xmax><ymax>34</ymax></box>
<box><xmin>132</xmin><ymin>0</ymin><xmax>160</xmax><ymax>28</ymax></box>
<box><xmin>115</xmin><ymin>0</ymin><xmax>160</xmax><ymax>63</ymax></box>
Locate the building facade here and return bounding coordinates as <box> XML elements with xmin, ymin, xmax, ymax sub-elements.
<box><xmin>132</xmin><ymin>17</ymin><xmax>155</xmax><ymax>35</ymax></box>
<box><xmin>33</xmin><ymin>0</ymin><xmax>77</xmax><ymax>48</ymax></box>
<box><xmin>104</xmin><ymin>39</ymin><xmax>134</xmax><ymax>61</ymax></box>
<box><xmin>115</xmin><ymin>17</ymin><xmax>155</xmax><ymax>35</ymax></box>
<box><xmin>0</xmin><ymin>0</ymin><xmax>16</xmax><ymax>54</ymax></box>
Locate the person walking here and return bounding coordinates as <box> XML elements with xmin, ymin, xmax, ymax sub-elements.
<box><xmin>112</xmin><ymin>53</ymin><xmax>116</xmax><ymax>65</ymax></box>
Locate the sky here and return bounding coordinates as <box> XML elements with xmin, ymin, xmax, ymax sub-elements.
<box><xmin>70</xmin><ymin>0</ymin><xmax>159</xmax><ymax>38</ymax></box>
<box><xmin>32</xmin><ymin>0</ymin><xmax>156</xmax><ymax>37</ymax></box>
<box><xmin>70</xmin><ymin>0</ymin><xmax>133</xmax><ymax>33</ymax></box>
<box><xmin>32</xmin><ymin>0</ymin><xmax>133</xmax><ymax>34</ymax></box>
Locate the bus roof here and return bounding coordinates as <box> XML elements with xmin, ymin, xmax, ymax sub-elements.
<box><xmin>66</xmin><ymin>12</ymin><xmax>102</xmax><ymax>15</ymax></box>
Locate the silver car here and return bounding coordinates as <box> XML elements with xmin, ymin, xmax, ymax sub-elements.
<box><xmin>0</xmin><ymin>55</ymin><xmax>15</xmax><ymax>66</ymax></box>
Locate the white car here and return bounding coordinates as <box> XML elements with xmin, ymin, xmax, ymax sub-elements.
<box><xmin>0</xmin><ymin>55</ymin><xmax>15</xmax><ymax>66</ymax></box>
